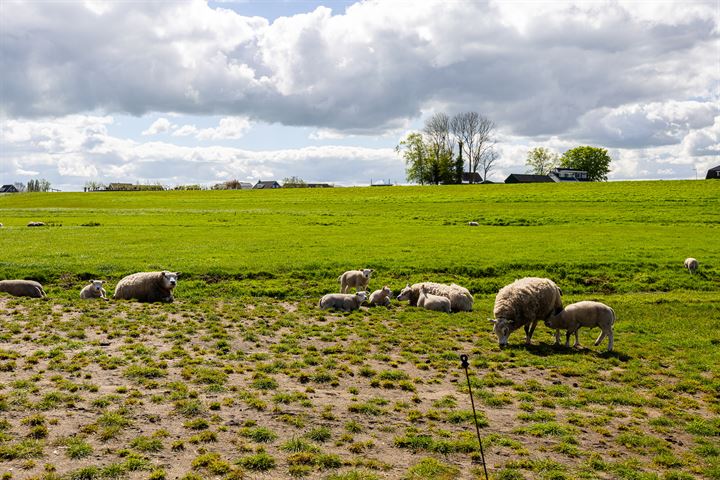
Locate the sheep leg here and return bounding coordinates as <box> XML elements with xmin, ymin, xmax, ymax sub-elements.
<box><xmin>554</xmin><ymin>329</ymin><xmax>561</xmax><ymax>345</ymax></box>
<box><xmin>573</xmin><ymin>328</ymin><xmax>581</xmax><ymax>348</ymax></box>
<box><xmin>524</xmin><ymin>320</ymin><xmax>538</xmax><ymax>344</ymax></box>
<box><xmin>607</xmin><ymin>330</ymin><xmax>614</xmax><ymax>352</ymax></box>
<box><xmin>564</xmin><ymin>330</ymin><xmax>571</xmax><ymax>348</ymax></box>
<box><xmin>594</xmin><ymin>330</ymin><xmax>606</xmax><ymax>346</ymax></box>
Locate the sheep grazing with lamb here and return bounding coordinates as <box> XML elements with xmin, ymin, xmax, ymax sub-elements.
<box><xmin>684</xmin><ymin>257</ymin><xmax>699</xmax><ymax>275</ymax></box>
<box><xmin>338</xmin><ymin>269</ymin><xmax>373</xmax><ymax>294</ymax></box>
<box><xmin>368</xmin><ymin>286</ymin><xmax>393</xmax><ymax>307</ymax></box>
<box><xmin>545</xmin><ymin>300</ymin><xmax>616</xmax><ymax>352</ymax></box>
<box><xmin>0</xmin><ymin>280</ymin><xmax>46</xmax><ymax>298</ymax></box>
<box><xmin>319</xmin><ymin>291</ymin><xmax>367</xmax><ymax>312</ymax></box>
<box><xmin>491</xmin><ymin>277</ymin><xmax>563</xmax><ymax>347</ymax></box>
<box><xmin>396</xmin><ymin>282</ymin><xmax>473</xmax><ymax>312</ymax></box>
<box><xmin>80</xmin><ymin>280</ymin><xmax>108</xmax><ymax>300</ymax></box>
<box><xmin>113</xmin><ymin>271</ymin><xmax>179</xmax><ymax>303</ymax></box>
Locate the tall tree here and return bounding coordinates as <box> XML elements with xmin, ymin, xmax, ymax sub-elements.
<box><xmin>396</xmin><ymin>132</ymin><xmax>429</xmax><ymax>185</ymax></box>
<box><xmin>560</xmin><ymin>146</ymin><xmax>612</xmax><ymax>181</ymax></box>
<box><xmin>423</xmin><ymin>113</ymin><xmax>456</xmax><ymax>183</ymax></box>
<box><xmin>451</xmin><ymin>112</ymin><xmax>495</xmax><ymax>183</ymax></box>
<box><xmin>526</xmin><ymin>147</ymin><xmax>559</xmax><ymax>175</ymax></box>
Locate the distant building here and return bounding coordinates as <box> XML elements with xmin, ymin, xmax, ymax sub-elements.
<box><xmin>462</xmin><ymin>172</ymin><xmax>483</xmax><ymax>184</ymax></box>
<box><xmin>306</xmin><ymin>183</ymin><xmax>333</xmax><ymax>188</ymax></box>
<box><xmin>549</xmin><ymin>168</ymin><xmax>589</xmax><ymax>182</ymax></box>
<box><xmin>504</xmin><ymin>174</ymin><xmax>554</xmax><ymax>184</ymax></box>
<box><xmin>254</xmin><ymin>180</ymin><xmax>282</xmax><ymax>189</ymax></box>
<box><xmin>706</xmin><ymin>165</ymin><xmax>720</xmax><ymax>179</ymax></box>
<box><xmin>107</xmin><ymin>183</ymin><xmax>164</xmax><ymax>191</ymax></box>
<box><xmin>0</xmin><ymin>184</ymin><xmax>19</xmax><ymax>193</ymax></box>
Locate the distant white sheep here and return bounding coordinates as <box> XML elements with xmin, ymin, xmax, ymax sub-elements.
<box><xmin>0</xmin><ymin>280</ymin><xmax>46</xmax><ymax>298</ymax></box>
<box><xmin>468</xmin><ymin>221</ymin><xmax>479</xmax><ymax>227</ymax></box>
<box><xmin>27</xmin><ymin>222</ymin><xmax>45</xmax><ymax>227</ymax></box>
<box><xmin>545</xmin><ymin>301</ymin><xmax>615</xmax><ymax>352</ymax></box>
<box><xmin>684</xmin><ymin>257</ymin><xmax>698</xmax><ymax>275</ymax></box>
<box><xmin>319</xmin><ymin>291</ymin><xmax>367</xmax><ymax>311</ymax></box>
<box><xmin>338</xmin><ymin>269</ymin><xmax>373</xmax><ymax>294</ymax></box>
<box><xmin>396</xmin><ymin>282</ymin><xmax>473</xmax><ymax>312</ymax></box>
<box><xmin>368</xmin><ymin>286</ymin><xmax>392</xmax><ymax>307</ymax></box>
<box><xmin>113</xmin><ymin>271</ymin><xmax>178</xmax><ymax>303</ymax></box>
<box><xmin>491</xmin><ymin>277</ymin><xmax>563</xmax><ymax>347</ymax></box>
<box><xmin>80</xmin><ymin>280</ymin><xmax>108</xmax><ymax>300</ymax></box>
<box><xmin>417</xmin><ymin>285</ymin><xmax>451</xmax><ymax>313</ymax></box>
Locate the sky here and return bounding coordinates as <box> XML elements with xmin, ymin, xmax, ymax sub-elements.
<box><xmin>1</xmin><ymin>0</ymin><xmax>718</xmax><ymax>191</ymax></box>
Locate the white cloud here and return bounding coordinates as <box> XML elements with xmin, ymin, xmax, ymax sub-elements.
<box><xmin>195</xmin><ymin>116</ymin><xmax>251</xmax><ymax>140</ymax></box>
<box><xmin>141</xmin><ymin>118</ymin><xmax>173</xmax><ymax>136</ymax></box>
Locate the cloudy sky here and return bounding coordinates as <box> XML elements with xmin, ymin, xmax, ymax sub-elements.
<box><xmin>1</xmin><ymin>0</ymin><xmax>718</xmax><ymax>190</ymax></box>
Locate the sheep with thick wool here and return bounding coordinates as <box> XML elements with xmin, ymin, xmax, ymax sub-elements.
<box><xmin>80</xmin><ymin>280</ymin><xmax>108</xmax><ymax>300</ymax></box>
<box><xmin>491</xmin><ymin>277</ymin><xmax>563</xmax><ymax>347</ymax></box>
<box><xmin>417</xmin><ymin>285</ymin><xmax>451</xmax><ymax>313</ymax></box>
<box><xmin>319</xmin><ymin>291</ymin><xmax>367</xmax><ymax>311</ymax></box>
<box><xmin>396</xmin><ymin>282</ymin><xmax>473</xmax><ymax>312</ymax></box>
<box><xmin>545</xmin><ymin>301</ymin><xmax>615</xmax><ymax>352</ymax></box>
<box><xmin>113</xmin><ymin>271</ymin><xmax>178</xmax><ymax>303</ymax></box>
<box><xmin>684</xmin><ymin>257</ymin><xmax>699</xmax><ymax>275</ymax></box>
<box><xmin>368</xmin><ymin>286</ymin><xmax>392</xmax><ymax>307</ymax></box>
<box><xmin>338</xmin><ymin>269</ymin><xmax>373</xmax><ymax>293</ymax></box>
<box><xmin>0</xmin><ymin>280</ymin><xmax>46</xmax><ymax>298</ymax></box>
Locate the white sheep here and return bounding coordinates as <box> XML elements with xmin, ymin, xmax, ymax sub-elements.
<box><xmin>417</xmin><ymin>285</ymin><xmax>451</xmax><ymax>313</ymax></box>
<box><xmin>368</xmin><ymin>286</ymin><xmax>393</xmax><ymax>307</ymax></box>
<box><xmin>491</xmin><ymin>277</ymin><xmax>563</xmax><ymax>347</ymax></box>
<box><xmin>468</xmin><ymin>221</ymin><xmax>479</xmax><ymax>226</ymax></box>
<box><xmin>80</xmin><ymin>280</ymin><xmax>108</xmax><ymax>300</ymax></box>
<box><xmin>684</xmin><ymin>257</ymin><xmax>698</xmax><ymax>275</ymax></box>
<box><xmin>545</xmin><ymin>301</ymin><xmax>615</xmax><ymax>352</ymax></box>
<box><xmin>338</xmin><ymin>269</ymin><xmax>373</xmax><ymax>294</ymax></box>
<box><xmin>396</xmin><ymin>282</ymin><xmax>473</xmax><ymax>312</ymax></box>
<box><xmin>0</xmin><ymin>280</ymin><xmax>46</xmax><ymax>298</ymax></box>
<box><xmin>319</xmin><ymin>291</ymin><xmax>367</xmax><ymax>311</ymax></box>
<box><xmin>113</xmin><ymin>271</ymin><xmax>178</xmax><ymax>303</ymax></box>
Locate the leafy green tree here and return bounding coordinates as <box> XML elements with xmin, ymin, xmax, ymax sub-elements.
<box><xmin>526</xmin><ymin>147</ymin><xmax>559</xmax><ymax>175</ymax></box>
<box><xmin>397</xmin><ymin>132</ymin><xmax>430</xmax><ymax>185</ymax></box>
<box><xmin>560</xmin><ymin>146</ymin><xmax>612</xmax><ymax>181</ymax></box>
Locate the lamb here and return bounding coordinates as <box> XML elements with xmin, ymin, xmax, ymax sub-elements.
<box><xmin>396</xmin><ymin>282</ymin><xmax>473</xmax><ymax>312</ymax></box>
<box><xmin>113</xmin><ymin>271</ymin><xmax>178</xmax><ymax>303</ymax></box>
<box><xmin>545</xmin><ymin>301</ymin><xmax>615</xmax><ymax>352</ymax></box>
<box><xmin>319</xmin><ymin>291</ymin><xmax>367</xmax><ymax>311</ymax></box>
<box><xmin>338</xmin><ymin>269</ymin><xmax>373</xmax><ymax>294</ymax></box>
<box><xmin>417</xmin><ymin>285</ymin><xmax>451</xmax><ymax>313</ymax></box>
<box><xmin>80</xmin><ymin>280</ymin><xmax>108</xmax><ymax>300</ymax></box>
<box><xmin>0</xmin><ymin>280</ymin><xmax>46</xmax><ymax>298</ymax></box>
<box><xmin>684</xmin><ymin>257</ymin><xmax>698</xmax><ymax>275</ymax></box>
<box><xmin>368</xmin><ymin>286</ymin><xmax>393</xmax><ymax>307</ymax></box>
<box><xmin>491</xmin><ymin>277</ymin><xmax>563</xmax><ymax>347</ymax></box>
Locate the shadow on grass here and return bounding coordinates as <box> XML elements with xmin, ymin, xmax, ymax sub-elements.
<box><xmin>503</xmin><ymin>342</ymin><xmax>632</xmax><ymax>361</ymax></box>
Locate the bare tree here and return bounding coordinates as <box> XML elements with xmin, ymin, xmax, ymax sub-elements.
<box><xmin>451</xmin><ymin>112</ymin><xmax>495</xmax><ymax>182</ymax></box>
<box><xmin>13</xmin><ymin>182</ymin><xmax>26</xmax><ymax>192</ymax></box>
<box><xmin>479</xmin><ymin>149</ymin><xmax>499</xmax><ymax>183</ymax></box>
<box><xmin>423</xmin><ymin>113</ymin><xmax>456</xmax><ymax>177</ymax></box>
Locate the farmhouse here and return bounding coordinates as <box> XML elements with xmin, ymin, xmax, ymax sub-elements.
<box><xmin>706</xmin><ymin>165</ymin><xmax>720</xmax><ymax>179</ymax></box>
<box><xmin>549</xmin><ymin>168</ymin><xmax>589</xmax><ymax>182</ymax></box>
<box><xmin>306</xmin><ymin>183</ymin><xmax>333</xmax><ymax>188</ymax></box>
<box><xmin>462</xmin><ymin>172</ymin><xmax>483</xmax><ymax>184</ymax></box>
<box><xmin>254</xmin><ymin>180</ymin><xmax>282</xmax><ymax>189</ymax></box>
<box><xmin>504</xmin><ymin>174</ymin><xmax>554</xmax><ymax>184</ymax></box>
<box><xmin>0</xmin><ymin>184</ymin><xmax>19</xmax><ymax>193</ymax></box>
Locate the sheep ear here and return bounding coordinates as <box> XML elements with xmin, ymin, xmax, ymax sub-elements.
<box><xmin>175</xmin><ymin>272</ymin><xmax>181</xmax><ymax>276</ymax></box>
<box><xmin>161</xmin><ymin>271</ymin><xmax>166</xmax><ymax>277</ymax></box>
<box><xmin>488</xmin><ymin>318</ymin><xmax>497</xmax><ymax>324</ymax></box>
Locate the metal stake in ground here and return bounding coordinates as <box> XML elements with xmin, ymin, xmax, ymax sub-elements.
<box><xmin>460</xmin><ymin>353</ymin><xmax>489</xmax><ymax>480</ymax></box>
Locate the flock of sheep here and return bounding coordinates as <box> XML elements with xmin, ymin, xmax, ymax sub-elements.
<box><xmin>0</xmin><ymin>258</ymin><xmax>702</xmax><ymax>353</ymax></box>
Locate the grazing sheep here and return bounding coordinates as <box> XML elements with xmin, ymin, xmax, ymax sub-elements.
<box><xmin>0</xmin><ymin>223</ymin><xmax>3</xmax><ymax>228</ymax></box>
<box><xmin>417</xmin><ymin>285</ymin><xmax>451</xmax><ymax>313</ymax></box>
<box><xmin>684</xmin><ymin>257</ymin><xmax>699</xmax><ymax>275</ymax></box>
<box><xmin>113</xmin><ymin>271</ymin><xmax>179</xmax><ymax>303</ymax></box>
<box><xmin>468</xmin><ymin>221</ymin><xmax>479</xmax><ymax>226</ymax></box>
<box><xmin>338</xmin><ymin>269</ymin><xmax>373</xmax><ymax>293</ymax></box>
<box><xmin>368</xmin><ymin>286</ymin><xmax>393</xmax><ymax>307</ymax></box>
<box><xmin>319</xmin><ymin>291</ymin><xmax>367</xmax><ymax>311</ymax></box>
<box><xmin>545</xmin><ymin>301</ymin><xmax>615</xmax><ymax>352</ymax></box>
<box><xmin>396</xmin><ymin>282</ymin><xmax>473</xmax><ymax>312</ymax></box>
<box><xmin>80</xmin><ymin>280</ymin><xmax>108</xmax><ymax>300</ymax></box>
<box><xmin>491</xmin><ymin>277</ymin><xmax>563</xmax><ymax>347</ymax></box>
<box><xmin>0</xmin><ymin>280</ymin><xmax>46</xmax><ymax>298</ymax></box>
<box><xmin>27</xmin><ymin>221</ymin><xmax>45</xmax><ymax>227</ymax></box>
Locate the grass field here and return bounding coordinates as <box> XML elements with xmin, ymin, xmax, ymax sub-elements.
<box><xmin>0</xmin><ymin>180</ymin><xmax>719</xmax><ymax>479</ymax></box>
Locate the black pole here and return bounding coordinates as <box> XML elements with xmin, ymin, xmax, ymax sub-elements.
<box><xmin>460</xmin><ymin>354</ymin><xmax>489</xmax><ymax>480</ymax></box>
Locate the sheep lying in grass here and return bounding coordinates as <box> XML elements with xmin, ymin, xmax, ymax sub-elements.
<box><xmin>545</xmin><ymin>301</ymin><xmax>615</xmax><ymax>352</ymax></box>
<box><xmin>113</xmin><ymin>271</ymin><xmax>178</xmax><ymax>303</ymax></box>
<box><xmin>368</xmin><ymin>286</ymin><xmax>392</xmax><ymax>307</ymax></box>
<box><xmin>684</xmin><ymin>257</ymin><xmax>698</xmax><ymax>275</ymax></box>
<box><xmin>491</xmin><ymin>277</ymin><xmax>563</xmax><ymax>347</ymax></box>
<box><xmin>338</xmin><ymin>269</ymin><xmax>373</xmax><ymax>293</ymax></box>
<box><xmin>417</xmin><ymin>285</ymin><xmax>451</xmax><ymax>313</ymax></box>
<box><xmin>396</xmin><ymin>282</ymin><xmax>473</xmax><ymax>312</ymax></box>
<box><xmin>0</xmin><ymin>280</ymin><xmax>46</xmax><ymax>298</ymax></box>
<box><xmin>80</xmin><ymin>280</ymin><xmax>108</xmax><ymax>300</ymax></box>
<box><xmin>27</xmin><ymin>221</ymin><xmax>45</xmax><ymax>227</ymax></box>
<box><xmin>319</xmin><ymin>291</ymin><xmax>367</xmax><ymax>311</ymax></box>
<box><xmin>468</xmin><ymin>221</ymin><xmax>479</xmax><ymax>227</ymax></box>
